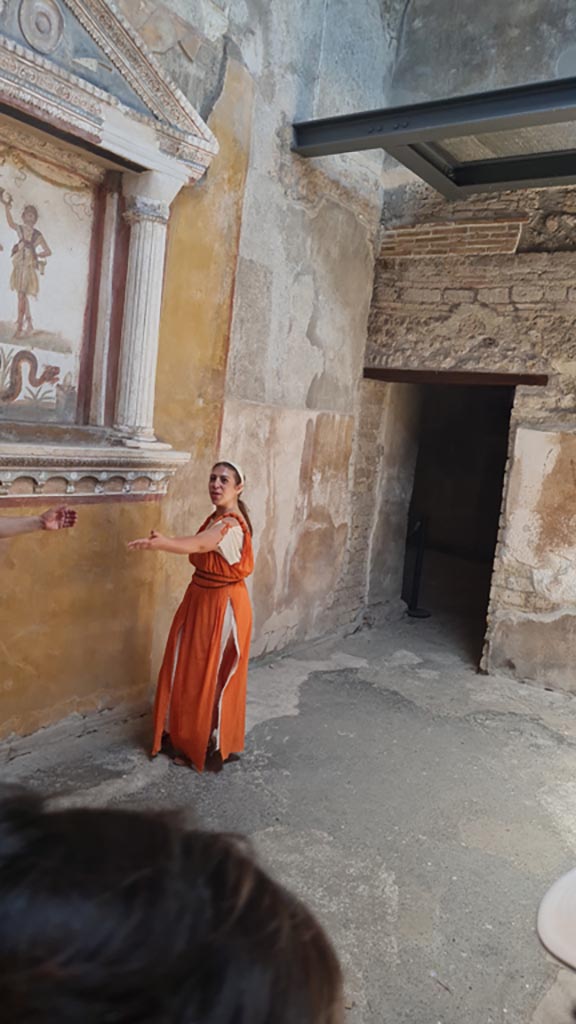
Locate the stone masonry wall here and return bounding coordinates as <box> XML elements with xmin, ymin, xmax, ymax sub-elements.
<box><xmin>368</xmin><ymin>250</ymin><xmax>576</xmax><ymax>426</ymax></box>
<box><xmin>114</xmin><ymin>0</ymin><xmax>413</xmax><ymax>659</ymax></box>
<box><xmin>366</xmin><ymin>185</ymin><xmax>576</xmax><ymax>688</ymax></box>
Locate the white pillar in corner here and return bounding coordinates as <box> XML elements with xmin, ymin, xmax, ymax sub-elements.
<box><xmin>114</xmin><ymin>171</ymin><xmax>184</xmax><ymax>448</ymax></box>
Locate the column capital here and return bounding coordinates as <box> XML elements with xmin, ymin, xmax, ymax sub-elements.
<box><xmin>122</xmin><ymin>168</ymin><xmax>185</xmax><ymax>209</ymax></box>
<box><xmin>123</xmin><ymin>195</ymin><xmax>170</xmax><ymax>225</ymax></box>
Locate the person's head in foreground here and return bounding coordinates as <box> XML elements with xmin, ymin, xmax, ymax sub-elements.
<box><xmin>538</xmin><ymin>867</ymin><xmax>576</xmax><ymax>971</ymax></box>
<box><xmin>0</xmin><ymin>789</ymin><xmax>343</xmax><ymax>1024</ymax></box>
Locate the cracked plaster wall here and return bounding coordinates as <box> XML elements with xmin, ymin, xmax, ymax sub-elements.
<box><xmin>485</xmin><ymin>428</ymin><xmax>576</xmax><ymax>690</ymax></box>
<box><xmin>389</xmin><ymin>0</ymin><xmax>576</xmax><ymax>106</ymax></box>
<box><xmin>114</xmin><ymin>0</ymin><xmax>408</xmax><ymax>660</ymax></box>
<box><xmin>356</xmin><ymin>1</ymin><xmax>576</xmax><ymax>688</ymax></box>
<box><xmin>12</xmin><ymin>0</ymin><xmax>576</xmax><ymax>736</ymax></box>
<box><xmin>2</xmin><ymin>0</ymin><xmax>408</xmax><ymax>740</ymax></box>
<box><xmin>365</xmin><ymin>185</ymin><xmax>576</xmax><ymax>687</ymax></box>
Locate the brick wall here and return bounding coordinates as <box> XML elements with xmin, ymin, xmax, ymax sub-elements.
<box><xmin>378</xmin><ymin>182</ymin><xmax>576</xmax><ymax>254</ymax></box>
<box><xmin>379</xmin><ymin>219</ymin><xmax>524</xmax><ymax>258</ymax></box>
<box><xmin>366</xmin><ymin>189</ymin><xmax>576</xmax><ymax>683</ymax></box>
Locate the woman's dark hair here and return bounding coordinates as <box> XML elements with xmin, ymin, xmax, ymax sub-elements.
<box><xmin>213</xmin><ymin>461</ymin><xmax>254</xmax><ymax>536</ymax></box>
<box><xmin>0</xmin><ymin>789</ymin><xmax>342</xmax><ymax>1024</ymax></box>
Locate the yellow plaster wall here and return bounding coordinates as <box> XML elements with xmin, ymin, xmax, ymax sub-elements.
<box><xmin>0</xmin><ymin>500</ymin><xmax>159</xmax><ymax>739</ymax></box>
<box><xmin>151</xmin><ymin>59</ymin><xmax>254</xmax><ymax>673</ymax></box>
<box><xmin>0</xmin><ymin>60</ymin><xmax>254</xmax><ymax>740</ymax></box>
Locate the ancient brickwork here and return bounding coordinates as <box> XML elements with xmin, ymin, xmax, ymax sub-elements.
<box><xmin>367</xmin><ymin>185</ymin><xmax>576</xmax><ymax>688</ymax></box>
<box><xmin>379</xmin><ymin>219</ymin><xmax>524</xmax><ymax>258</ymax></box>
<box><xmin>379</xmin><ymin>182</ymin><xmax>576</xmax><ymax>253</ymax></box>
<box><xmin>368</xmin><ymin>250</ymin><xmax>576</xmax><ymax>427</ymax></box>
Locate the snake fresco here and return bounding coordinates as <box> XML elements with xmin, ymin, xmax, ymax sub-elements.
<box><xmin>0</xmin><ymin>349</ymin><xmax>60</xmax><ymax>402</ymax></box>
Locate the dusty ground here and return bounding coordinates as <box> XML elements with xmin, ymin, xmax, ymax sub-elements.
<box><xmin>4</xmin><ymin>613</ymin><xmax>576</xmax><ymax>1024</ymax></box>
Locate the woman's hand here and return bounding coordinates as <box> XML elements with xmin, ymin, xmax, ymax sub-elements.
<box><xmin>127</xmin><ymin>529</ymin><xmax>166</xmax><ymax>552</ymax></box>
<box><xmin>40</xmin><ymin>506</ymin><xmax>77</xmax><ymax>531</ymax></box>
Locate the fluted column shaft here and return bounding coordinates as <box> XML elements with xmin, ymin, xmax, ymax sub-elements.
<box><xmin>113</xmin><ymin>194</ymin><xmax>170</xmax><ymax>444</ymax></box>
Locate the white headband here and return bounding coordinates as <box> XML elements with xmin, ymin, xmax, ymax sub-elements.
<box><xmin>217</xmin><ymin>459</ymin><xmax>245</xmax><ymax>487</ymax></box>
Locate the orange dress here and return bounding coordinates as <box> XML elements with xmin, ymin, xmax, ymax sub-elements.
<box><xmin>151</xmin><ymin>512</ymin><xmax>254</xmax><ymax>772</ymax></box>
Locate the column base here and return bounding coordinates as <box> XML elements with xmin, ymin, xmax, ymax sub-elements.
<box><xmin>112</xmin><ymin>428</ymin><xmax>173</xmax><ymax>451</ymax></box>
<box><xmin>122</xmin><ymin>439</ymin><xmax>173</xmax><ymax>451</ymax></box>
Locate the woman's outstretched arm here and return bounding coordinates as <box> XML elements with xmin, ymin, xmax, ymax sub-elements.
<box><xmin>127</xmin><ymin>520</ymin><xmax>230</xmax><ymax>555</ymax></box>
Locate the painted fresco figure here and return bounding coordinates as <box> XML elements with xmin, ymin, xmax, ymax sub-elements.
<box><xmin>0</xmin><ymin>192</ymin><xmax>51</xmax><ymax>338</ymax></box>
<box><xmin>0</xmin><ymin>505</ymin><xmax>77</xmax><ymax>539</ymax></box>
<box><xmin>128</xmin><ymin>460</ymin><xmax>254</xmax><ymax>773</ymax></box>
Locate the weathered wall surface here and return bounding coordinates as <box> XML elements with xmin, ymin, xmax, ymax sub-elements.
<box><xmin>220</xmin><ymin>401</ymin><xmax>354</xmax><ymax>652</ymax></box>
<box><xmin>1</xmin><ymin>0</ymin><xmax>403</xmax><ymax>740</ymax></box>
<box><xmin>487</xmin><ymin>428</ymin><xmax>576</xmax><ymax>691</ymax></box>
<box><xmin>0</xmin><ymin>54</ymin><xmax>252</xmax><ymax>741</ymax></box>
<box><xmin>364</xmin><ymin>0</ymin><xmax>576</xmax><ymax>669</ymax></box>
<box><xmin>368</xmin><ymin>249</ymin><xmax>576</xmax><ymax>424</ymax></box>
<box><xmin>0</xmin><ymin>501</ymin><xmax>159</xmax><ymax>740</ymax></box>
<box><xmin>365</xmin><ymin>382</ymin><xmax>420</xmax><ymax>613</ymax></box>
<box><xmin>123</xmin><ymin>0</ymin><xmax>402</xmax><ymax>655</ymax></box>
<box><xmin>366</xmin><ymin>183</ymin><xmax>576</xmax><ymax>685</ymax></box>
<box><xmin>5</xmin><ymin>0</ymin><xmax>576</xmax><ymax>732</ymax></box>
<box><xmin>389</xmin><ymin>0</ymin><xmax>576</xmax><ymax>103</ymax></box>
<box><xmin>151</xmin><ymin>56</ymin><xmax>254</xmax><ymax>670</ymax></box>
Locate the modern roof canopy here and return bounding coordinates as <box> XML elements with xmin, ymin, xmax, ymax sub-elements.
<box><xmin>292</xmin><ymin>77</ymin><xmax>576</xmax><ymax>197</ymax></box>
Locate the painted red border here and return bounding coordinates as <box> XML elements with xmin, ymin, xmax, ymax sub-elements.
<box><xmin>76</xmin><ymin>181</ymin><xmax>107</xmax><ymax>423</ymax></box>
<box><xmin>105</xmin><ymin>190</ymin><xmax>129</xmax><ymax>426</ymax></box>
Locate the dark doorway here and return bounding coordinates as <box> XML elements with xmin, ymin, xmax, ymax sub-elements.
<box><xmin>402</xmin><ymin>384</ymin><xmax>514</xmax><ymax>665</ymax></box>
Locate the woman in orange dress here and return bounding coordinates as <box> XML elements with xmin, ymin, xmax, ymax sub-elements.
<box><xmin>128</xmin><ymin>461</ymin><xmax>254</xmax><ymax>773</ymax></box>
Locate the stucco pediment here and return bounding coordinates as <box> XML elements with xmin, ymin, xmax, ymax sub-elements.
<box><xmin>0</xmin><ymin>0</ymin><xmax>217</xmax><ymax>182</ymax></box>
<box><xmin>0</xmin><ymin>0</ymin><xmax>219</xmax><ymax>500</ymax></box>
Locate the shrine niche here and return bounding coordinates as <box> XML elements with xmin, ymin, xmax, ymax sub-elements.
<box><xmin>0</xmin><ymin>0</ymin><xmax>218</xmax><ymax>500</ymax></box>
<box><xmin>0</xmin><ymin>129</ymin><xmax>98</xmax><ymax>423</ymax></box>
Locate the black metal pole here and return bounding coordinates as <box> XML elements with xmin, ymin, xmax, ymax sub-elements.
<box><xmin>407</xmin><ymin>519</ymin><xmax>431</xmax><ymax>619</ymax></box>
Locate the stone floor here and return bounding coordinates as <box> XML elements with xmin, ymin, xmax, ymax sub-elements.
<box><xmin>5</xmin><ymin>613</ymin><xmax>576</xmax><ymax>1024</ymax></box>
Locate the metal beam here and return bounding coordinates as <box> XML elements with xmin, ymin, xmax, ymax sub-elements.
<box><xmin>453</xmin><ymin>148</ymin><xmax>576</xmax><ymax>188</ymax></box>
<box><xmin>385</xmin><ymin>142</ymin><xmax>460</xmax><ymax>198</ymax></box>
<box><xmin>292</xmin><ymin>75</ymin><xmax>576</xmax><ymax>158</ymax></box>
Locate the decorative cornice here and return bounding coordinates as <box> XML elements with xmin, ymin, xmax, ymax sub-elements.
<box><xmin>63</xmin><ymin>0</ymin><xmax>214</xmax><ymax>143</ymax></box>
<box><xmin>0</xmin><ymin>36</ymin><xmax>103</xmax><ymax>125</ymax></box>
<box><xmin>0</xmin><ymin>442</ymin><xmax>191</xmax><ymax>498</ymax></box>
<box><xmin>0</xmin><ymin>2</ymin><xmax>210</xmax><ymax>498</ymax></box>
<box><xmin>0</xmin><ymin>0</ymin><xmax>218</xmax><ymax>182</ymax></box>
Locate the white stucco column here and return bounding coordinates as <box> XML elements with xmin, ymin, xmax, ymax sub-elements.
<box><xmin>113</xmin><ymin>171</ymin><xmax>184</xmax><ymax>447</ymax></box>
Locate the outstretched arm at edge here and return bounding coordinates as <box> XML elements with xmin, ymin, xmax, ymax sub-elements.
<box><xmin>0</xmin><ymin>507</ymin><xmax>77</xmax><ymax>539</ymax></box>
<box><xmin>0</xmin><ymin>515</ymin><xmax>43</xmax><ymax>538</ymax></box>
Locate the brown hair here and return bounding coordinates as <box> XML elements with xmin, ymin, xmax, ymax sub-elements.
<box><xmin>0</xmin><ymin>788</ymin><xmax>343</xmax><ymax>1024</ymax></box>
<box><xmin>213</xmin><ymin>461</ymin><xmax>254</xmax><ymax>536</ymax></box>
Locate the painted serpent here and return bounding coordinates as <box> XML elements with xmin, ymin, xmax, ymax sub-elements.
<box><xmin>0</xmin><ymin>349</ymin><xmax>60</xmax><ymax>402</ymax></box>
